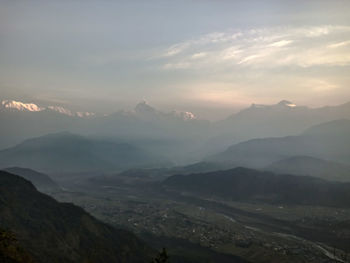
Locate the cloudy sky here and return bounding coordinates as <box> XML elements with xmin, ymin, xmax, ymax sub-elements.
<box><xmin>1</xmin><ymin>0</ymin><xmax>350</xmax><ymax>119</ymax></box>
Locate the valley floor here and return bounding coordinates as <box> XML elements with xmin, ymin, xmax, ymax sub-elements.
<box><xmin>52</xmin><ymin>181</ymin><xmax>350</xmax><ymax>263</ymax></box>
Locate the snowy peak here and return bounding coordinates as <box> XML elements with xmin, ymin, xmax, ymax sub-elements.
<box><xmin>169</xmin><ymin>110</ymin><xmax>196</xmax><ymax>121</ymax></box>
<box><xmin>250</xmin><ymin>100</ymin><xmax>297</xmax><ymax>109</ymax></box>
<box><xmin>47</xmin><ymin>106</ymin><xmax>73</xmax><ymax>116</ymax></box>
<box><xmin>76</xmin><ymin>111</ymin><xmax>95</xmax><ymax>118</ymax></box>
<box><xmin>0</xmin><ymin>99</ymin><xmax>94</xmax><ymax>118</ymax></box>
<box><xmin>47</xmin><ymin>106</ymin><xmax>95</xmax><ymax>117</ymax></box>
<box><xmin>277</xmin><ymin>100</ymin><xmax>296</xmax><ymax>107</ymax></box>
<box><xmin>132</xmin><ymin>101</ymin><xmax>196</xmax><ymax>121</ymax></box>
<box><xmin>134</xmin><ymin>100</ymin><xmax>157</xmax><ymax>114</ymax></box>
<box><xmin>1</xmin><ymin>100</ymin><xmax>44</xmax><ymax>112</ymax></box>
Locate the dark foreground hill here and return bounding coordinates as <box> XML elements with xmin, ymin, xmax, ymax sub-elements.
<box><xmin>0</xmin><ymin>228</ymin><xmax>37</xmax><ymax>263</ymax></box>
<box><xmin>163</xmin><ymin>167</ymin><xmax>350</xmax><ymax>207</ymax></box>
<box><xmin>4</xmin><ymin>167</ymin><xmax>61</xmax><ymax>192</ymax></box>
<box><xmin>0</xmin><ymin>170</ymin><xmax>153</xmax><ymax>263</ymax></box>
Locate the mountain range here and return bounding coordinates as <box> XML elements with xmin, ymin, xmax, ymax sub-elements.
<box><xmin>208</xmin><ymin>119</ymin><xmax>350</xmax><ymax>173</ymax></box>
<box><xmin>204</xmin><ymin>100</ymin><xmax>350</xmax><ymax>155</ymax></box>
<box><xmin>0</xmin><ymin>99</ymin><xmax>94</xmax><ymax>117</ymax></box>
<box><xmin>0</xmin><ymin>132</ymin><xmax>168</xmax><ymax>174</ymax></box>
<box><xmin>1</xmin><ymin>98</ymin><xmax>349</xmax><ymax>165</ymax></box>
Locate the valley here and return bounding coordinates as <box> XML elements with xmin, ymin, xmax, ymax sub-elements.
<box><xmin>2</xmin><ymin>2</ymin><xmax>350</xmax><ymax>262</ymax></box>
<box><xmin>1</xmin><ymin>114</ymin><xmax>350</xmax><ymax>262</ymax></box>
<box><xmin>52</xmin><ymin>172</ymin><xmax>350</xmax><ymax>263</ymax></box>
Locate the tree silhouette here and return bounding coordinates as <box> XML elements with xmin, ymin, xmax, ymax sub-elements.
<box><xmin>151</xmin><ymin>247</ymin><xmax>169</xmax><ymax>263</ymax></box>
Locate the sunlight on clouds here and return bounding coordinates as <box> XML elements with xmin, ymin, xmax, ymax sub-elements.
<box><xmin>191</xmin><ymin>52</ymin><xmax>207</xmax><ymax>59</ymax></box>
<box><xmin>163</xmin><ymin>43</ymin><xmax>190</xmax><ymax>57</ymax></box>
<box><xmin>269</xmin><ymin>40</ymin><xmax>293</xmax><ymax>47</ymax></box>
<box><xmin>159</xmin><ymin>25</ymin><xmax>350</xmax><ymax>70</ymax></box>
<box><xmin>185</xmin><ymin>83</ymin><xmax>252</xmax><ymax>106</ymax></box>
<box><xmin>328</xmin><ymin>40</ymin><xmax>350</xmax><ymax>48</ymax></box>
<box><xmin>221</xmin><ymin>46</ymin><xmax>243</xmax><ymax>60</ymax></box>
<box><xmin>302</xmin><ymin>79</ymin><xmax>339</xmax><ymax>92</ymax></box>
<box><xmin>238</xmin><ymin>54</ymin><xmax>267</xmax><ymax>65</ymax></box>
<box><xmin>163</xmin><ymin>62</ymin><xmax>191</xmax><ymax>70</ymax></box>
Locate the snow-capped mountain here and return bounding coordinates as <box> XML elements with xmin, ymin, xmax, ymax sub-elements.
<box><xmin>168</xmin><ymin>110</ymin><xmax>196</xmax><ymax>121</ymax></box>
<box><xmin>132</xmin><ymin>100</ymin><xmax>196</xmax><ymax>121</ymax></box>
<box><xmin>249</xmin><ymin>100</ymin><xmax>297</xmax><ymax>110</ymax></box>
<box><xmin>1</xmin><ymin>100</ymin><xmax>44</xmax><ymax>112</ymax></box>
<box><xmin>47</xmin><ymin>106</ymin><xmax>73</xmax><ymax>116</ymax></box>
<box><xmin>0</xmin><ymin>100</ymin><xmax>94</xmax><ymax>118</ymax></box>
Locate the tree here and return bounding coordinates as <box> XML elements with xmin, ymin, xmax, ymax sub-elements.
<box><xmin>151</xmin><ymin>247</ymin><xmax>169</xmax><ymax>263</ymax></box>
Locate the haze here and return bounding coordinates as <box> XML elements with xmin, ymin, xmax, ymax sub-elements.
<box><xmin>2</xmin><ymin>2</ymin><xmax>350</xmax><ymax>263</ymax></box>
<box><xmin>1</xmin><ymin>0</ymin><xmax>350</xmax><ymax>119</ymax></box>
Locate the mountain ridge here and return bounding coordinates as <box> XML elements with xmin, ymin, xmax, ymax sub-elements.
<box><xmin>208</xmin><ymin>119</ymin><xmax>350</xmax><ymax>169</ymax></box>
<box><xmin>0</xmin><ymin>132</ymin><xmax>168</xmax><ymax>174</ymax></box>
<box><xmin>163</xmin><ymin>167</ymin><xmax>350</xmax><ymax>207</ymax></box>
<box><xmin>0</xmin><ymin>170</ymin><xmax>154</xmax><ymax>263</ymax></box>
<box><xmin>265</xmin><ymin>156</ymin><xmax>350</xmax><ymax>182</ymax></box>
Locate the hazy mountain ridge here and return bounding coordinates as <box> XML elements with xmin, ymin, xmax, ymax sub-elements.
<box><xmin>0</xmin><ymin>99</ymin><xmax>349</xmax><ymax>165</ymax></box>
<box><xmin>206</xmin><ymin>101</ymin><xmax>350</xmax><ymax>153</ymax></box>
<box><xmin>208</xmin><ymin>119</ymin><xmax>350</xmax><ymax>172</ymax></box>
<box><xmin>163</xmin><ymin>167</ymin><xmax>350</xmax><ymax>207</ymax></box>
<box><xmin>265</xmin><ymin>156</ymin><xmax>350</xmax><ymax>182</ymax></box>
<box><xmin>0</xmin><ymin>132</ymin><xmax>168</xmax><ymax>174</ymax></box>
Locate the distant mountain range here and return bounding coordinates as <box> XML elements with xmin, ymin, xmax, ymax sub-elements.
<box><xmin>204</xmin><ymin>100</ymin><xmax>350</xmax><ymax>154</ymax></box>
<box><xmin>0</xmin><ymin>170</ymin><xmax>153</xmax><ymax>263</ymax></box>
<box><xmin>0</xmin><ymin>132</ymin><xmax>168</xmax><ymax>174</ymax></box>
<box><xmin>208</xmin><ymin>119</ymin><xmax>350</xmax><ymax>173</ymax></box>
<box><xmin>0</xmin><ymin>98</ymin><xmax>349</xmax><ymax>164</ymax></box>
<box><xmin>0</xmin><ymin>99</ymin><xmax>94</xmax><ymax>117</ymax></box>
<box><xmin>221</xmin><ymin>100</ymin><xmax>350</xmax><ymax>137</ymax></box>
<box><xmin>163</xmin><ymin>167</ymin><xmax>350</xmax><ymax>207</ymax></box>
<box><xmin>0</xmin><ymin>100</ymin><xmax>207</xmax><ymax>163</ymax></box>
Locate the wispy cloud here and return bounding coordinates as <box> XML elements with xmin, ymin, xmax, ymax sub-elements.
<box><xmin>158</xmin><ymin>25</ymin><xmax>350</xmax><ymax>70</ymax></box>
<box><xmin>328</xmin><ymin>40</ymin><xmax>350</xmax><ymax>49</ymax></box>
<box><xmin>163</xmin><ymin>43</ymin><xmax>190</xmax><ymax>57</ymax></box>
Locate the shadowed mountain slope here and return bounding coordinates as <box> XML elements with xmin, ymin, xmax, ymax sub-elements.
<box><xmin>0</xmin><ymin>170</ymin><xmax>153</xmax><ymax>263</ymax></box>
<box><xmin>265</xmin><ymin>156</ymin><xmax>350</xmax><ymax>182</ymax></box>
<box><xmin>163</xmin><ymin>167</ymin><xmax>350</xmax><ymax>207</ymax></box>
<box><xmin>4</xmin><ymin>167</ymin><xmax>61</xmax><ymax>192</ymax></box>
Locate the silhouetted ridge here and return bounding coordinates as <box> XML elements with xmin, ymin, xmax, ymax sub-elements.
<box><xmin>0</xmin><ymin>170</ymin><xmax>153</xmax><ymax>263</ymax></box>
<box><xmin>265</xmin><ymin>156</ymin><xmax>350</xmax><ymax>182</ymax></box>
<box><xmin>4</xmin><ymin>167</ymin><xmax>60</xmax><ymax>192</ymax></box>
<box><xmin>163</xmin><ymin>167</ymin><xmax>350</xmax><ymax>207</ymax></box>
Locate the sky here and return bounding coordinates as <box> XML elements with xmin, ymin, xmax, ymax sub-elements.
<box><xmin>1</xmin><ymin>0</ymin><xmax>350</xmax><ymax>119</ymax></box>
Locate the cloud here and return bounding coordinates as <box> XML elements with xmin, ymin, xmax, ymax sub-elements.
<box><xmin>191</xmin><ymin>52</ymin><xmax>207</xmax><ymax>59</ymax></box>
<box><xmin>269</xmin><ymin>40</ymin><xmax>293</xmax><ymax>47</ymax></box>
<box><xmin>163</xmin><ymin>43</ymin><xmax>190</xmax><ymax>57</ymax></box>
<box><xmin>328</xmin><ymin>40</ymin><xmax>350</xmax><ymax>49</ymax></box>
<box><xmin>302</xmin><ymin>79</ymin><xmax>339</xmax><ymax>92</ymax></box>
<box><xmin>163</xmin><ymin>62</ymin><xmax>191</xmax><ymax>70</ymax></box>
<box><xmin>158</xmin><ymin>25</ymin><xmax>350</xmax><ymax>70</ymax></box>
